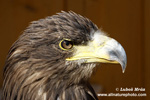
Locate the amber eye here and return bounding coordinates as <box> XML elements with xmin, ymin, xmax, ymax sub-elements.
<box><xmin>59</xmin><ymin>39</ymin><xmax>73</xmax><ymax>50</ymax></box>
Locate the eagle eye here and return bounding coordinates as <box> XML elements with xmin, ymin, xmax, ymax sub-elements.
<box><xmin>59</xmin><ymin>39</ymin><xmax>73</xmax><ymax>50</ymax></box>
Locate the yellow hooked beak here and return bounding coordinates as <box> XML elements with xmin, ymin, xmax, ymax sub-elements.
<box><xmin>66</xmin><ymin>33</ymin><xmax>127</xmax><ymax>73</ymax></box>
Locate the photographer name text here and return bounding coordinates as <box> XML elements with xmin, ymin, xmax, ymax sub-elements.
<box><xmin>118</xmin><ymin>87</ymin><xmax>145</xmax><ymax>92</ymax></box>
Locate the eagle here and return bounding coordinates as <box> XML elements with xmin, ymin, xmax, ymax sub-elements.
<box><xmin>2</xmin><ymin>11</ymin><xmax>127</xmax><ymax>100</ymax></box>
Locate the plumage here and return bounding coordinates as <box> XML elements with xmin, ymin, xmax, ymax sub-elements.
<box><xmin>2</xmin><ymin>11</ymin><xmax>127</xmax><ymax>100</ymax></box>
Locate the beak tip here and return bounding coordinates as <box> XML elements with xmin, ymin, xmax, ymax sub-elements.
<box><xmin>122</xmin><ymin>69</ymin><xmax>125</xmax><ymax>73</ymax></box>
<box><xmin>121</xmin><ymin>62</ymin><xmax>127</xmax><ymax>73</ymax></box>
<box><xmin>118</xmin><ymin>47</ymin><xmax>127</xmax><ymax>73</ymax></box>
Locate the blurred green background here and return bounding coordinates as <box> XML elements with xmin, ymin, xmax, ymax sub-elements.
<box><xmin>0</xmin><ymin>0</ymin><xmax>150</xmax><ymax>100</ymax></box>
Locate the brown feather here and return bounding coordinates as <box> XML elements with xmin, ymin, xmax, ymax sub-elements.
<box><xmin>2</xmin><ymin>11</ymin><xmax>98</xmax><ymax>100</ymax></box>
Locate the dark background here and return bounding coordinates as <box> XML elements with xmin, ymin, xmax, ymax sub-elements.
<box><xmin>0</xmin><ymin>0</ymin><xmax>150</xmax><ymax>100</ymax></box>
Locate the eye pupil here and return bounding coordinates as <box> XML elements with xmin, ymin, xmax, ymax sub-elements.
<box><xmin>61</xmin><ymin>40</ymin><xmax>73</xmax><ymax>50</ymax></box>
<box><xmin>65</xmin><ymin>41</ymin><xmax>69</xmax><ymax>46</ymax></box>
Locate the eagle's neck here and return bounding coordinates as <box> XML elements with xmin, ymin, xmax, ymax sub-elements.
<box><xmin>36</xmin><ymin>80</ymin><xmax>98</xmax><ymax>100</ymax></box>
<box><xmin>3</xmin><ymin>59</ymin><xmax>97</xmax><ymax>100</ymax></box>
<box><xmin>34</xmin><ymin>62</ymin><xmax>97</xmax><ymax>100</ymax></box>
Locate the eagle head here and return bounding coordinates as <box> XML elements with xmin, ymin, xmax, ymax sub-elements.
<box><xmin>3</xmin><ymin>11</ymin><xmax>127</xmax><ymax>100</ymax></box>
